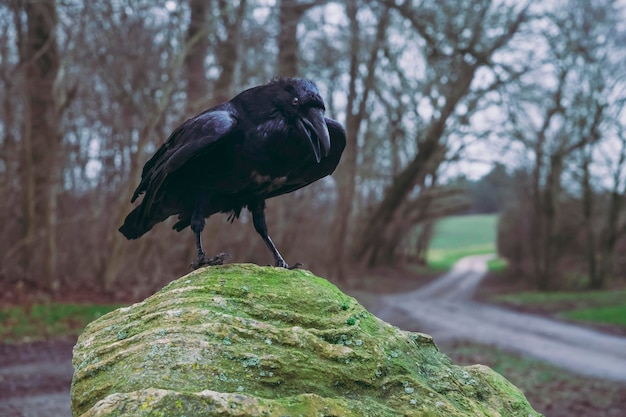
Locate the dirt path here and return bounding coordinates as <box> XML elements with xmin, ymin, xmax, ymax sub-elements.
<box><xmin>0</xmin><ymin>339</ymin><xmax>74</xmax><ymax>417</ymax></box>
<box><xmin>373</xmin><ymin>254</ymin><xmax>626</xmax><ymax>382</ymax></box>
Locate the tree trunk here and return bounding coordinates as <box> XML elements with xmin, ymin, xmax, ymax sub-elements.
<box><xmin>330</xmin><ymin>1</ymin><xmax>389</xmax><ymax>280</ymax></box>
<box><xmin>213</xmin><ymin>0</ymin><xmax>247</xmax><ymax>105</ymax></box>
<box><xmin>581</xmin><ymin>153</ymin><xmax>598</xmax><ymax>288</ymax></box>
<box><xmin>528</xmin><ymin>68</ymin><xmax>567</xmax><ymax>291</ymax></box>
<box><xmin>277</xmin><ymin>0</ymin><xmax>305</xmax><ymax>77</ymax></box>
<box><xmin>372</xmin><ymin>179</ymin><xmax>469</xmax><ymax>266</ymax></box>
<box><xmin>530</xmin><ymin>135</ymin><xmax>546</xmax><ymax>289</ymax></box>
<box><xmin>593</xmin><ymin>139</ymin><xmax>626</xmax><ymax>289</ymax></box>
<box><xmin>596</xmin><ymin>189</ymin><xmax>621</xmax><ymax>288</ymax></box>
<box><xmin>185</xmin><ymin>0</ymin><xmax>211</xmax><ymax>113</ymax></box>
<box><xmin>19</xmin><ymin>0</ymin><xmax>61</xmax><ymax>290</ymax></box>
<box><xmin>537</xmin><ymin>153</ymin><xmax>563</xmax><ymax>290</ymax></box>
<box><xmin>414</xmin><ymin>221</ymin><xmax>434</xmax><ymax>265</ymax></box>
<box><xmin>276</xmin><ymin>0</ymin><xmax>329</xmax><ymax>77</ymax></box>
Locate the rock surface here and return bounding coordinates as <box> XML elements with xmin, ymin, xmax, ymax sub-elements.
<box><xmin>71</xmin><ymin>264</ymin><xmax>541</xmax><ymax>417</ymax></box>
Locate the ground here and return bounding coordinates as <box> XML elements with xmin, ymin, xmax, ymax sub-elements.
<box><xmin>1</xmin><ymin>260</ymin><xmax>626</xmax><ymax>417</ymax></box>
<box><xmin>0</xmin><ymin>338</ymin><xmax>74</xmax><ymax>417</ymax></box>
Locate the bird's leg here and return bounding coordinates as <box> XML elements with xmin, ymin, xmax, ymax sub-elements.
<box><xmin>189</xmin><ymin>197</ymin><xmax>230</xmax><ymax>270</ymax></box>
<box><xmin>189</xmin><ymin>226</ymin><xmax>230</xmax><ymax>270</ymax></box>
<box><xmin>194</xmin><ymin>226</ymin><xmax>206</xmax><ymax>259</ymax></box>
<box><xmin>189</xmin><ymin>226</ymin><xmax>210</xmax><ymax>270</ymax></box>
<box><xmin>250</xmin><ymin>201</ymin><xmax>301</xmax><ymax>269</ymax></box>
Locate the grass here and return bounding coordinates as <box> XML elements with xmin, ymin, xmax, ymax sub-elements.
<box><xmin>0</xmin><ymin>303</ymin><xmax>122</xmax><ymax>343</ymax></box>
<box><xmin>491</xmin><ymin>289</ymin><xmax>626</xmax><ymax>305</ymax></box>
<box><xmin>426</xmin><ymin>214</ymin><xmax>499</xmax><ymax>270</ymax></box>
<box><xmin>428</xmin><ymin>214</ymin><xmax>499</xmax><ymax>250</ymax></box>
<box><xmin>563</xmin><ymin>305</ymin><xmax>626</xmax><ymax>327</ymax></box>
<box><xmin>486</xmin><ymin>257</ymin><xmax>508</xmax><ymax>271</ymax></box>
<box><xmin>490</xmin><ymin>289</ymin><xmax>626</xmax><ymax>329</ymax></box>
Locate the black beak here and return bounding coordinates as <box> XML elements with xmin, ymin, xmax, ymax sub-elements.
<box><xmin>301</xmin><ymin>107</ymin><xmax>331</xmax><ymax>163</ymax></box>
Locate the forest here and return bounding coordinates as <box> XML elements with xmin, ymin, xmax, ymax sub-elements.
<box><xmin>1</xmin><ymin>0</ymin><xmax>625</xmax><ymax>294</ymax></box>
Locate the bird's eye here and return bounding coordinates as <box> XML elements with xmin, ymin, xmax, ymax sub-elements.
<box><xmin>291</xmin><ymin>97</ymin><xmax>299</xmax><ymax>106</ymax></box>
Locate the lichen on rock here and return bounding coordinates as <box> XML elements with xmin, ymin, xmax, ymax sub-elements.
<box><xmin>71</xmin><ymin>264</ymin><xmax>541</xmax><ymax>417</ymax></box>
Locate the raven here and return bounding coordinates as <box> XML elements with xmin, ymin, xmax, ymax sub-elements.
<box><xmin>119</xmin><ymin>78</ymin><xmax>345</xmax><ymax>269</ymax></box>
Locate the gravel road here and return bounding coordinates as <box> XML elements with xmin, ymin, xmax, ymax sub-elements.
<box><xmin>374</xmin><ymin>254</ymin><xmax>626</xmax><ymax>382</ymax></box>
<box><xmin>0</xmin><ymin>339</ymin><xmax>74</xmax><ymax>417</ymax></box>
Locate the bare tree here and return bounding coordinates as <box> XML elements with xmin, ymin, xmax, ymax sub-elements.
<box><xmin>580</xmin><ymin>73</ymin><xmax>626</xmax><ymax>289</ymax></box>
<box><xmin>11</xmin><ymin>0</ymin><xmax>62</xmax><ymax>290</ymax></box>
<box><xmin>355</xmin><ymin>0</ymin><xmax>528</xmax><ymax>267</ymax></box>
<box><xmin>501</xmin><ymin>0</ymin><xmax>619</xmax><ymax>289</ymax></box>
<box><xmin>185</xmin><ymin>0</ymin><xmax>249</xmax><ymax>110</ymax></box>
<box><xmin>330</xmin><ymin>0</ymin><xmax>391</xmax><ymax>279</ymax></box>
<box><xmin>185</xmin><ymin>0</ymin><xmax>212</xmax><ymax>113</ymax></box>
<box><xmin>0</xmin><ymin>3</ymin><xmax>23</xmax><ymax>282</ymax></box>
<box><xmin>276</xmin><ymin>0</ymin><xmax>327</xmax><ymax>76</ymax></box>
<box><xmin>212</xmin><ymin>0</ymin><xmax>248</xmax><ymax>104</ymax></box>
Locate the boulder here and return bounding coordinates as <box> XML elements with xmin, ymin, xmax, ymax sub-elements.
<box><xmin>71</xmin><ymin>264</ymin><xmax>541</xmax><ymax>416</ymax></box>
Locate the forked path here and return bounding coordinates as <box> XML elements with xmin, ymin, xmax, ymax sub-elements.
<box><xmin>375</xmin><ymin>254</ymin><xmax>626</xmax><ymax>382</ymax></box>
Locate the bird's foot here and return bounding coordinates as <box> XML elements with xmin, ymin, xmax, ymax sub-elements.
<box><xmin>190</xmin><ymin>252</ymin><xmax>231</xmax><ymax>270</ymax></box>
<box><xmin>274</xmin><ymin>260</ymin><xmax>303</xmax><ymax>270</ymax></box>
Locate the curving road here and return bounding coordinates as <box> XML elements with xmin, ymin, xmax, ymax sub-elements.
<box><xmin>373</xmin><ymin>254</ymin><xmax>626</xmax><ymax>382</ymax></box>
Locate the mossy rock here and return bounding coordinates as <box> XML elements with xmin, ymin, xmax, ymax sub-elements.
<box><xmin>71</xmin><ymin>264</ymin><xmax>541</xmax><ymax>417</ymax></box>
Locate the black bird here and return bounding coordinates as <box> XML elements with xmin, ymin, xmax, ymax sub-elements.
<box><xmin>119</xmin><ymin>78</ymin><xmax>345</xmax><ymax>269</ymax></box>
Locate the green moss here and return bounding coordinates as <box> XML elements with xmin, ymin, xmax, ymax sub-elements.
<box><xmin>71</xmin><ymin>264</ymin><xmax>541</xmax><ymax>417</ymax></box>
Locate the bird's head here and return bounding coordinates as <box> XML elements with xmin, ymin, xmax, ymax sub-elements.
<box><xmin>268</xmin><ymin>78</ymin><xmax>331</xmax><ymax>163</ymax></box>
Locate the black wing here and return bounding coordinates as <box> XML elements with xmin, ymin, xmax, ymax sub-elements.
<box><xmin>130</xmin><ymin>107</ymin><xmax>238</xmax><ymax>205</ymax></box>
<box><xmin>265</xmin><ymin>117</ymin><xmax>346</xmax><ymax>199</ymax></box>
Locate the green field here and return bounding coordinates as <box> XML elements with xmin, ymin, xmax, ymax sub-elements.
<box><xmin>0</xmin><ymin>303</ymin><xmax>121</xmax><ymax>343</ymax></box>
<box><xmin>427</xmin><ymin>214</ymin><xmax>499</xmax><ymax>270</ymax></box>
<box><xmin>492</xmin><ymin>289</ymin><xmax>626</xmax><ymax>307</ymax></box>
<box><xmin>492</xmin><ymin>290</ymin><xmax>626</xmax><ymax>329</ymax></box>
<box><xmin>564</xmin><ymin>305</ymin><xmax>626</xmax><ymax>327</ymax></box>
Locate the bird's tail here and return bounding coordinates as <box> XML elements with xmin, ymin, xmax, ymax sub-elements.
<box><xmin>119</xmin><ymin>203</ymin><xmax>156</xmax><ymax>239</ymax></box>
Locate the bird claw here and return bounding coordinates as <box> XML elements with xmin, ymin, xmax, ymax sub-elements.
<box><xmin>287</xmin><ymin>262</ymin><xmax>303</xmax><ymax>270</ymax></box>
<box><xmin>273</xmin><ymin>261</ymin><xmax>303</xmax><ymax>270</ymax></box>
<box><xmin>190</xmin><ymin>252</ymin><xmax>231</xmax><ymax>270</ymax></box>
